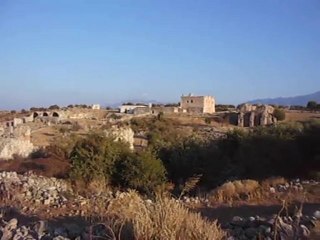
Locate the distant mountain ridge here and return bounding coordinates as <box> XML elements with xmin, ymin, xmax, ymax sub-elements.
<box><xmin>247</xmin><ymin>91</ymin><xmax>320</xmax><ymax>106</ymax></box>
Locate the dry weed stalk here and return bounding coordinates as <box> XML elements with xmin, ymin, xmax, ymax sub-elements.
<box><xmin>179</xmin><ymin>174</ymin><xmax>202</xmax><ymax>199</ymax></box>
<box><xmin>273</xmin><ymin>200</ymin><xmax>287</xmax><ymax>240</ymax></box>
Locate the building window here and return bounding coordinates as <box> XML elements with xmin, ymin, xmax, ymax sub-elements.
<box><xmin>191</xmin><ymin>100</ymin><xmax>193</xmax><ymax>103</ymax></box>
<box><xmin>187</xmin><ymin>100</ymin><xmax>189</xmax><ymax>103</ymax></box>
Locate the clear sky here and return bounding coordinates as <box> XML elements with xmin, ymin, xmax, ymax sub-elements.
<box><xmin>0</xmin><ymin>0</ymin><xmax>319</xmax><ymax>109</ymax></box>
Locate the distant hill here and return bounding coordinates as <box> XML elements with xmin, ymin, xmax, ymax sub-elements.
<box><xmin>247</xmin><ymin>91</ymin><xmax>320</xmax><ymax>106</ymax></box>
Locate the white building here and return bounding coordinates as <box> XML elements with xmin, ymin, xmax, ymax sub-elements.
<box><xmin>91</xmin><ymin>104</ymin><xmax>101</xmax><ymax>110</ymax></box>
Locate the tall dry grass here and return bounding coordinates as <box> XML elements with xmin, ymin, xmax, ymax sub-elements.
<box><xmin>105</xmin><ymin>190</ymin><xmax>225</xmax><ymax>240</ymax></box>
<box><xmin>210</xmin><ymin>179</ymin><xmax>260</xmax><ymax>203</ymax></box>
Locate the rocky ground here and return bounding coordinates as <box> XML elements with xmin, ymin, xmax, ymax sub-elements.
<box><xmin>0</xmin><ymin>171</ymin><xmax>319</xmax><ymax>239</ymax></box>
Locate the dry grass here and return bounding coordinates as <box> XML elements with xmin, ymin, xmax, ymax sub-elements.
<box><xmin>178</xmin><ymin>174</ymin><xmax>202</xmax><ymax>199</ymax></box>
<box><xmin>261</xmin><ymin>177</ymin><xmax>288</xmax><ymax>188</ymax></box>
<box><xmin>93</xmin><ymin>190</ymin><xmax>226</xmax><ymax>240</ymax></box>
<box><xmin>210</xmin><ymin>179</ymin><xmax>260</xmax><ymax>203</ymax></box>
<box><xmin>284</xmin><ymin>110</ymin><xmax>320</xmax><ymax>122</ymax></box>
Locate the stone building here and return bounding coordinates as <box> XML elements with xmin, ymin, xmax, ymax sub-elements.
<box><xmin>119</xmin><ymin>105</ymin><xmax>148</xmax><ymax>114</ymax></box>
<box><xmin>237</xmin><ymin>104</ymin><xmax>277</xmax><ymax>127</ymax></box>
<box><xmin>133</xmin><ymin>106</ymin><xmax>179</xmax><ymax>115</ymax></box>
<box><xmin>180</xmin><ymin>94</ymin><xmax>215</xmax><ymax>114</ymax></box>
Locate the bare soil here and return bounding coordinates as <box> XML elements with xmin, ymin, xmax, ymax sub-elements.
<box><xmin>284</xmin><ymin>110</ymin><xmax>320</xmax><ymax>122</ymax></box>
<box><xmin>0</xmin><ymin>157</ymin><xmax>70</xmax><ymax>178</ymax></box>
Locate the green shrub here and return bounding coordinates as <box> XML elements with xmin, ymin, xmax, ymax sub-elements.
<box><xmin>273</xmin><ymin>108</ymin><xmax>286</xmax><ymax>121</ymax></box>
<box><xmin>69</xmin><ymin>133</ymin><xmax>167</xmax><ymax>192</ymax></box>
<box><xmin>113</xmin><ymin>151</ymin><xmax>167</xmax><ymax>193</ymax></box>
<box><xmin>69</xmin><ymin>133</ymin><xmax>130</xmax><ymax>184</ymax></box>
<box><xmin>157</xmin><ymin>122</ymin><xmax>320</xmax><ymax>189</ymax></box>
<box><xmin>307</xmin><ymin>100</ymin><xmax>317</xmax><ymax>110</ymax></box>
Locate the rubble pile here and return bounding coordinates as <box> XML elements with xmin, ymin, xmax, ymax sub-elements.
<box><xmin>0</xmin><ymin>217</ymin><xmax>113</xmax><ymax>240</ymax></box>
<box><xmin>0</xmin><ymin>172</ymin><xmax>70</xmax><ymax>207</ymax></box>
<box><xmin>226</xmin><ymin>213</ymin><xmax>320</xmax><ymax>240</ymax></box>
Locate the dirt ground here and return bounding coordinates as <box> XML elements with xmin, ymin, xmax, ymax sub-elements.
<box><xmin>284</xmin><ymin>110</ymin><xmax>320</xmax><ymax>122</ymax></box>
<box><xmin>0</xmin><ymin>157</ymin><xmax>70</xmax><ymax>178</ymax></box>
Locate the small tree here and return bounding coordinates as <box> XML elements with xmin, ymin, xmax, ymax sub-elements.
<box><xmin>69</xmin><ymin>133</ymin><xmax>130</xmax><ymax>185</ymax></box>
<box><xmin>113</xmin><ymin>150</ymin><xmax>167</xmax><ymax>193</ymax></box>
<box><xmin>49</xmin><ymin>104</ymin><xmax>60</xmax><ymax>110</ymax></box>
<box><xmin>273</xmin><ymin>108</ymin><xmax>286</xmax><ymax>121</ymax></box>
<box><xmin>307</xmin><ymin>101</ymin><xmax>317</xmax><ymax>110</ymax></box>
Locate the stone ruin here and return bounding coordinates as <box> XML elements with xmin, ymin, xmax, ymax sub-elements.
<box><xmin>237</xmin><ymin>104</ymin><xmax>277</xmax><ymax>127</ymax></box>
<box><xmin>0</xmin><ymin>125</ymin><xmax>35</xmax><ymax>160</ymax></box>
<box><xmin>104</xmin><ymin>125</ymin><xmax>135</xmax><ymax>150</ymax></box>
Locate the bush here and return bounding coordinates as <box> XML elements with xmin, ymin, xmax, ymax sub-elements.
<box><xmin>113</xmin><ymin>151</ymin><xmax>167</xmax><ymax>193</ymax></box>
<box><xmin>69</xmin><ymin>133</ymin><xmax>129</xmax><ymax>185</ymax></box>
<box><xmin>273</xmin><ymin>108</ymin><xmax>286</xmax><ymax>121</ymax></box>
<box><xmin>307</xmin><ymin>101</ymin><xmax>317</xmax><ymax>110</ymax></box>
<box><xmin>69</xmin><ymin>133</ymin><xmax>167</xmax><ymax>192</ymax></box>
<box><xmin>156</xmin><ymin>121</ymin><xmax>320</xmax><ymax>190</ymax></box>
<box><xmin>47</xmin><ymin>135</ymin><xmax>78</xmax><ymax>160</ymax></box>
<box><xmin>49</xmin><ymin>104</ymin><xmax>60</xmax><ymax>110</ymax></box>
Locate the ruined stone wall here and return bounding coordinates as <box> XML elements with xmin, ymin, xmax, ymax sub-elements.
<box><xmin>105</xmin><ymin>126</ymin><xmax>135</xmax><ymax>150</ymax></box>
<box><xmin>133</xmin><ymin>107</ymin><xmax>151</xmax><ymax>115</ymax></box>
<box><xmin>203</xmin><ymin>96</ymin><xmax>216</xmax><ymax>113</ymax></box>
<box><xmin>133</xmin><ymin>106</ymin><xmax>179</xmax><ymax>115</ymax></box>
<box><xmin>150</xmin><ymin>107</ymin><xmax>179</xmax><ymax>115</ymax></box>
<box><xmin>237</xmin><ymin>104</ymin><xmax>276</xmax><ymax>127</ymax></box>
<box><xmin>0</xmin><ymin>125</ymin><xmax>35</xmax><ymax>160</ymax></box>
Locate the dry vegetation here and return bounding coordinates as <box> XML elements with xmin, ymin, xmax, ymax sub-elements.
<box><xmin>207</xmin><ymin>177</ymin><xmax>320</xmax><ymax>209</ymax></box>
<box><xmin>284</xmin><ymin>110</ymin><xmax>320</xmax><ymax>122</ymax></box>
<box><xmin>89</xmin><ymin>190</ymin><xmax>226</xmax><ymax>240</ymax></box>
<box><xmin>210</xmin><ymin>180</ymin><xmax>261</xmax><ymax>203</ymax></box>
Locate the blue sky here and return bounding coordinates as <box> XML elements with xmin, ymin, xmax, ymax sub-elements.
<box><xmin>0</xmin><ymin>0</ymin><xmax>319</xmax><ymax>109</ymax></box>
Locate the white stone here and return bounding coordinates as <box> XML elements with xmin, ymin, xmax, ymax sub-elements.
<box><xmin>105</xmin><ymin>126</ymin><xmax>134</xmax><ymax>150</ymax></box>
<box><xmin>314</xmin><ymin>210</ymin><xmax>320</xmax><ymax>219</ymax></box>
<box><xmin>0</xmin><ymin>138</ymin><xmax>35</xmax><ymax>160</ymax></box>
<box><xmin>269</xmin><ymin>187</ymin><xmax>276</xmax><ymax>193</ymax></box>
<box><xmin>0</xmin><ymin>126</ymin><xmax>35</xmax><ymax>160</ymax></box>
